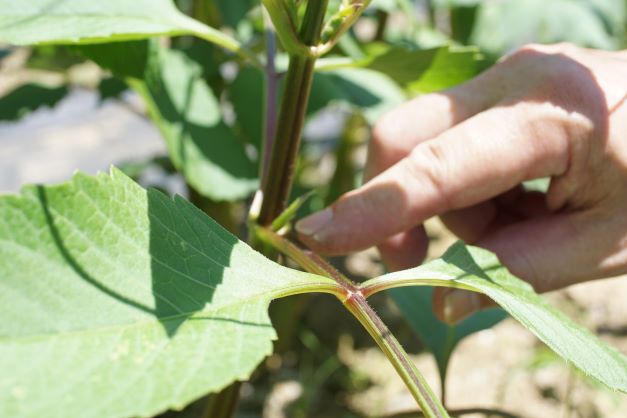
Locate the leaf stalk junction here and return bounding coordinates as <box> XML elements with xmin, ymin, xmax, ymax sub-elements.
<box><xmin>255</xmin><ymin>227</ymin><xmax>450</xmax><ymax>418</ymax></box>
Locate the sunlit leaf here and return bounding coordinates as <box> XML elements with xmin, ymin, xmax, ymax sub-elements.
<box><xmin>0</xmin><ymin>169</ymin><xmax>337</xmax><ymax>418</ymax></box>
<box><xmin>0</xmin><ymin>0</ymin><xmax>245</xmax><ymax>61</ymax></box>
<box><xmin>317</xmin><ymin>45</ymin><xmax>487</xmax><ymax>94</ymax></box>
<box><xmin>470</xmin><ymin>0</ymin><xmax>626</xmax><ymax>56</ymax></box>
<box><xmin>367</xmin><ymin>242</ymin><xmax>627</xmax><ymax>392</ymax></box>
<box><xmin>133</xmin><ymin>48</ymin><xmax>258</xmax><ymax>201</ymax></box>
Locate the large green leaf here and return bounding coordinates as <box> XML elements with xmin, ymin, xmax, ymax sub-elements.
<box><xmin>133</xmin><ymin>48</ymin><xmax>259</xmax><ymax>201</ymax></box>
<box><xmin>390</xmin><ymin>287</ymin><xmax>506</xmax><ymax>380</ymax></box>
<box><xmin>469</xmin><ymin>0</ymin><xmax>626</xmax><ymax>56</ymax></box>
<box><xmin>0</xmin><ymin>169</ymin><xmax>338</xmax><ymax>418</ymax></box>
<box><xmin>229</xmin><ymin>67</ymin><xmax>265</xmax><ymax>150</ymax></box>
<box><xmin>0</xmin><ymin>0</ymin><xmax>243</xmax><ymax>59</ymax></box>
<box><xmin>0</xmin><ymin>83</ymin><xmax>69</xmax><ymax>121</ymax></box>
<box><xmin>362</xmin><ymin>45</ymin><xmax>486</xmax><ymax>91</ymax></box>
<box><xmin>317</xmin><ymin>45</ymin><xmax>488</xmax><ymax>94</ymax></box>
<box><xmin>365</xmin><ymin>242</ymin><xmax>627</xmax><ymax>392</ymax></box>
<box><xmin>69</xmin><ymin>40</ymin><xmax>158</xmax><ymax>80</ymax></box>
<box><xmin>309</xmin><ymin>68</ymin><xmax>406</xmax><ymax>123</ymax></box>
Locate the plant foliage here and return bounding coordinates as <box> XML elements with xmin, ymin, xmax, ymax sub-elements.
<box><xmin>0</xmin><ymin>169</ymin><xmax>337</xmax><ymax>418</ymax></box>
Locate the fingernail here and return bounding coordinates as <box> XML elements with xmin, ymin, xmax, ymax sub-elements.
<box><xmin>295</xmin><ymin>208</ymin><xmax>333</xmax><ymax>240</ymax></box>
<box><xmin>443</xmin><ymin>290</ymin><xmax>481</xmax><ymax>324</ymax></box>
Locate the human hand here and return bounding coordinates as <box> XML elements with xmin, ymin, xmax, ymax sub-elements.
<box><xmin>296</xmin><ymin>44</ymin><xmax>627</xmax><ymax>322</ymax></box>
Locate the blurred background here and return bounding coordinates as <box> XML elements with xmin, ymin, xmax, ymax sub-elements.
<box><xmin>1</xmin><ymin>1</ymin><xmax>626</xmax><ymax>417</ymax></box>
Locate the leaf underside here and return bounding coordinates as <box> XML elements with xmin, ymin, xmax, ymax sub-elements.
<box><xmin>0</xmin><ymin>169</ymin><xmax>333</xmax><ymax>418</ymax></box>
<box><xmin>0</xmin><ymin>0</ymin><xmax>207</xmax><ymax>45</ymax></box>
<box><xmin>376</xmin><ymin>242</ymin><xmax>627</xmax><ymax>393</ymax></box>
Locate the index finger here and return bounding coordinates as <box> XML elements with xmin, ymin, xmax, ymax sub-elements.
<box><xmin>296</xmin><ymin>101</ymin><xmax>583</xmax><ymax>255</ymax></box>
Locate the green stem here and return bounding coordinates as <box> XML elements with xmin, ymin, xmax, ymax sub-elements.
<box><xmin>425</xmin><ymin>0</ymin><xmax>436</xmax><ymax>28</ymax></box>
<box><xmin>386</xmin><ymin>407</ymin><xmax>524</xmax><ymax>418</ymax></box>
<box><xmin>258</xmin><ymin>0</ymin><xmax>330</xmax><ymax>224</ymax></box>
<box><xmin>360</xmin><ymin>275</ymin><xmax>479</xmax><ymax>299</ymax></box>
<box><xmin>186</xmin><ymin>20</ymin><xmax>264</xmax><ymax>69</ymax></box>
<box><xmin>344</xmin><ymin>295</ymin><xmax>450</xmax><ymax>418</ymax></box>
<box><xmin>315</xmin><ymin>0</ymin><xmax>373</xmax><ymax>56</ymax></box>
<box><xmin>262</xmin><ymin>0</ymin><xmax>312</xmax><ymax>57</ymax></box>
<box><xmin>254</xmin><ymin>227</ymin><xmax>353</xmax><ymax>288</ymax></box>
<box><xmin>374</xmin><ymin>9</ymin><xmax>389</xmax><ymax>41</ymax></box>
<box><xmin>255</xmin><ymin>227</ymin><xmax>449</xmax><ymax>418</ymax></box>
<box><xmin>202</xmin><ymin>383</ymin><xmax>241</xmax><ymax>418</ymax></box>
<box><xmin>260</xmin><ymin>8</ymin><xmax>280</xmax><ymax>183</ymax></box>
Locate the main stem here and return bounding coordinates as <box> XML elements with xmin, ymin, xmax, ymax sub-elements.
<box><xmin>344</xmin><ymin>295</ymin><xmax>449</xmax><ymax>418</ymax></box>
<box><xmin>258</xmin><ymin>0</ymin><xmax>329</xmax><ymax>225</ymax></box>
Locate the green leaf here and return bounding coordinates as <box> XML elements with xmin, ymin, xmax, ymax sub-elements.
<box><xmin>0</xmin><ymin>0</ymin><xmax>252</xmax><ymax>64</ymax></box>
<box><xmin>0</xmin><ymin>83</ymin><xmax>69</xmax><ymax>121</ymax></box>
<box><xmin>97</xmin><ymin>77</ymin><xmax>128</xmax><ymax>102</ymax></box>
<box><xmin>470</xmin><ymin>0</ymin><xmax>626</xmax><ymax>56</ymax></box>
<box><xmin>0</xmin><ymin>168</ymin><xmax>338</xmax><ymax>418</ymax></box>
<box><xmin>365</xmin><ymin>242</ymin><xmax>627</xmax><ymax>392</ymax></box>
<box><xmin>309</xmin><ymin>68</ymin><xmax>406</xmax><ymax>123</ymax></box>
<box><xmin>69</xmin><ymin>40</ymin><xmax>157</xmax><ymax>80</ymax></box>
<box><xmin>132</xmin><ymin>48</ymin><xmax>259</xmax><ymax>202</ymax></box>
<box><xmin>316</xmin><ymin>45</ymin><xmax>488</xmax><ymax>94</ymax></box>
<box><xmin>217</xmin><ymin>0</ymin><xmax>256</xmax><ymax>28</ymax></box>
<box><xmin>229</xmin><ymin>67</ymin><xmax>265</xmax><ymax>150</ymax></box>
<box><xmin>405</xmin><ymin>46</ymin><xmax>488</xmax><ymax>93</ymax></box>
<box><xmin>390</xmin><ymin>287</ymin><xmax>506</xmax><ymax>379</ymax></box>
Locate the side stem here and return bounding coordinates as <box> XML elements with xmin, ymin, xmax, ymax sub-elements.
<box><xmin>260</xmin><ymin>8</ymin><xmax>280</xmax><ymax>183</ymax></box>
<box><xmin>255</xmin><ymin>228</ymin><xmax>450</xmax><ymax>418</ymax></box>
<box><xmin>258</xmin><ymin>0</ymin><xmax>329</xmax><ymax>225</ymax></box>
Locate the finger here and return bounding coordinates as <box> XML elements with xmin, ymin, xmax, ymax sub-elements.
<box><xmin>377</xmin><ymin>226</ymin><xmax>429</xmax><ymax>272</ymax></box>
<box><xmin>365</xmin><ymin>75</ymin><xmax>501</xmax><ymax>180</ymax></box>
<box><xmin>480</xmin><ymin>213</ymin><xmax>620</xmax><ymax>292</ymax></box>
<box><xmin>432</xmin><ymin>288</ymin><xmax>495</xmax><ymax>324</ymax></box>
<box><xmin>434</xmin><ymin>211</ymin><xmax>627</xmax><ymax>324</ymax></box>
<box><xmin>440</xmin><ymin>188</ymin><xmax>551</xmax><ymax>243</ymax></box>
<box><xmin>297</xmin><ymin>102</ymin><xmax>574</xmax><ymax>255</ymax></box>
<box><xmin>367</xmin><ymin>86</ymin><xmax>497</xmax><ymax>268</ymax></box>
<box><xmin>439</xmin><ymin>201</ymin><xmax>498</xmax><ymax>244</ymax></box>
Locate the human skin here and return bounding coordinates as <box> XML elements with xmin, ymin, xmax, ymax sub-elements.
<box><xmin>296</xmin><ymin>44</ymin><xmax>627</xmax><ymax>322</ymax></box>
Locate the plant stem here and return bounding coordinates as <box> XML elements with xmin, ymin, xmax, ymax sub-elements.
<box><xmin>202</xmin><ymin>383</ymin><xmax>241</xmax><ymax>418</ymax></box>
<box><xmin>386</xmin><ymin>407</ymin><xmax>525</xmax><ymax>418</ymax></box>
<box><xmin>374</xmin><ymin>9</ymin><xmax>389</xmax><ymax>41</ymax></box>
<box><xmin>315</xmin><ymin>0</ymin><xmax>373</xmax><ymax>56</ymax></box>
<box><xmin>425</xmin><ymin>0</ymin><xmax>437</xmax><ymax>28</ymax></box>
<box><xmin>260</xmin><ymin>9</ymin><xmax>280</xmax><ymax>183</ymax></box>
<box><xmin>360</xmin><ymin>275</ymin><xmax>479</xmax><ymax>299</ymax></box>
<box><xmin>255</xmin><ymin>227</ymin><xmax>450</xmax><ymax>418</ymax></box>
<box><xmin>254</xmin><ymin>227</ymin><xmax>353</xmax><ymax>288</ymax></box>
<box><xmin>262</xmin><ymin>0</ymin><xmax>312</xmax><ymax>57</ymax></box>
<box><xmin>189</xmin><ymin>23</ymin><xmax>263</xmax><ymax>69</ymax></box>
<box><xmin>258</xmin><ymin>0</ymin><xmax>329</xmax><ymax>225</ymax></box>
<box><xmin>344</xmin><ymin>295</ymin><xmax>450</xmax><ymax>418</ymax></box>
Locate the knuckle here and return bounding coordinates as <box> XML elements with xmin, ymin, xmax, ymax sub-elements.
<box><xmin>499</xmin><ymin>48</ymin><xmax>592</xmax><ymax>105</ymax></box>
<box><xmin>406</xmin><ymin>142</ymin><xmax>453</xmax><ymax>211</ymax></box>
<box><xmin>513</xmin><ymin>42</ymin><xmax>577</xmax><ymax>57</ymax></box>
<box><xmin>370</xmin><ymin>112</ymin><xmax>397</xmax><ymax>155</ymax></box>
<box><xmin>369</xmin><ymin>109</ymin><xmax>416</xmax><ymax>171</ymax></box>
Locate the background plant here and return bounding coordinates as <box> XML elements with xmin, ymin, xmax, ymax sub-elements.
<box><xmin>0</xmin><ymin>1</ymin><xmax>626</xmax><ymax>418</ymax></box>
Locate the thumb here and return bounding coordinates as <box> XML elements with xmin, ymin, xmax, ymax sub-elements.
<box><xmin>433</xmin><ymin>211</ymin><xmax>627</xmax><ymax>323</ymax></box>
